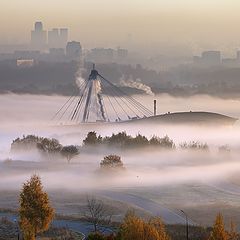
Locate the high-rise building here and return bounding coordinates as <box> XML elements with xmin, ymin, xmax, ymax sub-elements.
<box><xmin>60</xmin><ymin>28</ymin><xmax>68</xmax><ymax>46</ymax></box>
<box><xmin>31</xmin><ymin>22</ymin><xmax>47</xmax><ymax>51</ymax></box>
<box><xmin>48</xmin><ymin>28</ymin><xmax>68</xmax><ymax>48</ymax></box>
<box><xmin>117</xmin><ymin>48</ymin><xmax>128</xmax><ymax>59</ymax></box>
<box><xmin>48</xmin><ymin>28</ymin><xmax>59</xmax><ymax>48</ymax></box>
<box><xmin>237</xmin><ymin>51</ymin><xmax>240</xmax><ymax>62</ymax></box>
<box><xmin>201</xmin><ymin>51</ymin><xmax>221</xmax><ymax>66</ymax></box>
<box><xmin>66</xmin><ymin>41</ymin><xmax>82</xmax><ymax>61</ymax></box>
<box><xmin>89</xmin><ymin>48</ymin><xmax>114</xmax><ymax>63</ymax></box>
<box><xmin>35</xmin><ymin>22</ymin><xmax>43</xmax><ymax>31</ymax></box>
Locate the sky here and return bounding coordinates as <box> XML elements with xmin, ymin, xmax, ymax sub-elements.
<box><xmin>1</xmin><ymin>0</ymin><xmax>240</xmax><ymax>55</ymax></box>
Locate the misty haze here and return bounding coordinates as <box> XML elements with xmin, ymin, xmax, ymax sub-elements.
<box><xmin>0</xmin><ymin>1</ymin><xmax>240</xmax><ymax>240</ymax></box>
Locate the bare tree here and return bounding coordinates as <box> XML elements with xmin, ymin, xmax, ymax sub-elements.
<box><xmin>85</xmin><ymin>196</ymin><xmax>113</xmax><ymax>233</ymax></box>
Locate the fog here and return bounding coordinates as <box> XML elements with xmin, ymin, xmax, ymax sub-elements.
<box><xmin>0</xmin><ymin>93</ymin><xmax>239</xmax><ymax>189</ymax></box>
<box><xmin>0</xmin><ymin>93</ymin><xmax>240</xmax><ymax>224</ymax></box>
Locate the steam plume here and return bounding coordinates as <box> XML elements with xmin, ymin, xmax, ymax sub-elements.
<box><xmin>120</xmin><ymin>75</ymin><xmax>154</xmax><ymax>96</ymax></box>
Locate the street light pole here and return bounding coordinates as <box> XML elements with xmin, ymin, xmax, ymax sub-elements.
<box><xmin>14</xmin><ymin>219</ymin><xmax>20</xmax><ymax>240</ymax></box>
<box><xmin>181</xmin><ymin>210</ymin><xmax>189</xmax><ymax>240</ymax></box>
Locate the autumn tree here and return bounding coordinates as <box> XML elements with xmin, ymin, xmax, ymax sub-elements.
<box><xmin>118</xmin><ymin>211</ymin><xmax>170</xmax><ymax>240</ymax></box>
<box><xmin>61</xmin><ymin>145</ymin><xmax>79</xmax><ymax>163</ymax></box>
<box><xmin>208</xmin><ymin>213</ymin><xmax>228</xmax><ymax>240</ymax></box>
<box><xmin>19</xmin><ymin>174</ymin><xmax>54</xmax><ymax>240</ymax></box>
<box><xmin>149</xmin><ymin>217</ymin><xmax>171</xmax><ymax>240</ymax></box>
<box><xmin>228</xmin><ymin>221</ymin><xmax>239</xmax><ymax>240</ymax></box>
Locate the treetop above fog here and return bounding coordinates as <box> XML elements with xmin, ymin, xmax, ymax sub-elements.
<box><xmin>83</xmin><ymin>131</ymin><xmax>175</xmax><ymax>149</ymax></box>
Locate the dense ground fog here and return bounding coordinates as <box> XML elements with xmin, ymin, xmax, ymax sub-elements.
<box><xmin>0</xmin><ymin>93</ymin><xmax>240</xmax><ymax>226</ymax></box>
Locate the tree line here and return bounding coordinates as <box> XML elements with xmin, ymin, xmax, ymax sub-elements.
<box><xmin>10</xmin><ymin>132</ymin><xmax>231</xmax><ymax>164</ymax></box>
<box><xmin>11</xmin><ymin>135</ymin><xmax>79</xmax><ymax>163</ymax></box>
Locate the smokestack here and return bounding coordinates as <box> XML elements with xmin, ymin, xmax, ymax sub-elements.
<box><xmin>154</xmin><ymin>99</ymin><xmax>157</xmax><ymax>116</ymax></box>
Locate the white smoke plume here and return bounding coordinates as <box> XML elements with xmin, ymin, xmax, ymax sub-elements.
<box><xmin>94</xmin><ymin>79</ymin><xmax>102</xmax><ymax>94</ymax></box>
<box><xmin>120</xmin><ymin>75</ymin><xmax>155</xmax><ymax>96</ymax></box>
<box><xmin>75</xmin><ymin>57</ymin><xmax>86</xmax><ymax>91</ymax></box>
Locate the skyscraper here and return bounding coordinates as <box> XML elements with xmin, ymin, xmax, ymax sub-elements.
<box><xmin>201</xmin><ymin>51</ymin><xmax>221</xmax><ymax>66</ymax></box>
<box><xmin>48</xmin><ymin>28</ymin><xmax>59</xmax><ymax>48</ymax></box>
<box><xmin>48</xmin><ymin>28</ymin><xmax>68</xmax><ymax>48</ymax></box>
<box><xmin>31</xmin><ymin>22</ymin><xmax>47</xmax><ymax>51</ymax></box>
<box><xmin>60</xmin><ymin>28</ymin><xmax>68</xmax><ymax>46</ymax></box>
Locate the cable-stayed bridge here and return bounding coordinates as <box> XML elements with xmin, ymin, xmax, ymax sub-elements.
<box><xmin>52</xmin><ymin>65</ymin><xmax>153</xmax><ymax>124</ymax></box>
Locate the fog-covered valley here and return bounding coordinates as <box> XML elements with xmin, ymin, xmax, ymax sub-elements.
<box><xmin>0</xmin><ymin>93</ymin><xmax>240</xmax><ymax>226</ymax></box>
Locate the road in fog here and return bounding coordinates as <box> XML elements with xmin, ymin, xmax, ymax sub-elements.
<box><xmin>207</xmin><ymin>180</ymin><xmax>240</xmax><ymax>196</ymax></box>
<box><xmin>100</xmin><ymin>190</ymin><xmax>194</xmax><ymax>224</ymax></box>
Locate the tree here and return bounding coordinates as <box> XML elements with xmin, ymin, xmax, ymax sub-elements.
<box><xmin>149</xmin><ymin>135</ymin><xmax>175</xmax><ymax>149</ymax></box>
<box><xmin>131</xmin><ymin>133</ymin><xmax>149</xmax><ymax>146</ymax></box>
<box><xmin>11</xmin><ymin>135</ymin><xmax>43</xmax><ymax>152</ymax></box>
<box><xmin>180</xmin><ymin>141</ymin><xmax>209</xmax><ymax>151</ymax></box>
<box><xmin>37</xmin><ymin>138</ymin><xmax>62</xmax><ymax>159</ymax></box>
<box><xmin>208</xmin><ymin>213</ymin><xmax>228</xmax><ymax>240</ymax></box>
<box><xmin>118</xmin><ymin>211</ymin><xmax>145</xmax><ymax>240</ymax></box>
<box><xmin>19</xmin><ymin>174</ymin><xmax>54</xmax><ymax>240</ymax></box>
<box><xmin>118</xmin><ymin>211</ymin><xmax>169</xmax><ymax>240</ymax></box>
<box><xmin>149</xmin><ymin>217</ymin><xmax>171</xmax><ymax>240</ymax></box>
<box><xmin>85</xmin><ymin>196</ymin><xmax>112</xmax><ymax>233</ymax></box>
<box><xmin>61</xmin><ymin>145</ymin><xmax>79</xmax><ymax>163</ymax></box>
<box><xmin>83</xmin><ymin>131</ymin><xmax>102</xmax><ymax>146</ymax></box>
<box><xmin>100</xmin><ymin>155</ymin><xmax>125</xmax><ymax>171</ymax></box>
<box><xmin>228</xmin><ymin>221</ymin><xmax>239</xmax><ymax>240</ymax></box>
<box><xmin>103</xmin><ymin>131</ymin><xmax>132</xmax><ymax>147</ymax></box>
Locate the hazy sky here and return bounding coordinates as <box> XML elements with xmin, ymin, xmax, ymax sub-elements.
<box><xmin>1</xmin><ymin>0</ymin><xmax>240</xmax><ymax>55</ymax></box>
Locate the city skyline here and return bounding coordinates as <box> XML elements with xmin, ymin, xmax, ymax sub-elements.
<box><xmin>1</xmin><ymin>0</ymin><xmax>240</xmax><ymax>56</ymax></box>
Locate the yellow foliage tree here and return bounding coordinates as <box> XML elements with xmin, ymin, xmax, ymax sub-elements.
<box><xmin>19</xmin><ymin>174</ymin><xmax>54</xmax><ymax>240</ymax></box>
<box><xmin>228</xmin><ymin>221</ymin><xmax>239</xmax><ymax>240</ymax></box>
<box><xmin>149</xmin><ymin>217</ymin><xmax>171</xmax><ymax>240</ymax></box>
<box><xmin>208</xmin><ymin>213</ymin><xmax>228</xmax><ymax>240</ymax></box>
<box><xmin>118</xmin><ymin>211</ymin><xmax>170</xmax><ymax>240</ymax></box>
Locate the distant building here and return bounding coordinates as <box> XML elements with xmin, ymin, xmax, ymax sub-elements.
<box><xmin>193</xmin><ymin>56</ymin><xmax>201</xmax><ymax>64</ymax></box>
<box><xmin>117</xmin><ymin>48</ymin><xmax>128</xmax><ymax>59</ymax></box>
<box><xmin>31</xmin><ymin>22</ymin><xmax>47</xmax><ymax>51</ymax></box>
<box><xmin>48</xmin><ymin>48</ymin><xmax>66</xmax><ymax>62</ymax></box>
<box><xmin>14</xmin><ymin>50</ymin><xmax>40</xmax><ymax>60</ymax></box>
<box><xmin>237</xmin><ymin>51</ymin><xmax>240</xmax><ymax>62</ymax></box>
<box><xmin>48</xmin><ymin>28</ymin><xmax>59</xmax><ymax>48</ymax></box>
<box><xmin>87</xmin><ymin>48</ymin><xmax>114</xmax><ymax>63</ymax></box>
<box><xmin>17</xmin><ymin>59</ymin><xmax>35</xmax><ymax>68</ymax></box>
<box><xmin>59</xmin><ymin>28</ymin><xmax>68</xmax><ymax>46</ymax></box>
<box><xmin>201</xmin><ymin>51</ymin><xmax>221</xmax><ymax>66</ymax></box>
<box><xmin>66</xmin><ymin>41</ymin><xmax>82</xmax><ymax>61</ymax></box>
<box><xmin>48</xmin><ymin>28</ymin><xmax>68</xmax><ymax>48</ymax></box>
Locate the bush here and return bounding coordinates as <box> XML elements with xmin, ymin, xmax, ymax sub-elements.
<box><xmin>180</xmin><ymin>141</ymin><xmax>209</xmax><ymax>151</ymax></box>
<box><xmin>100</xmin><ymin>155</ymin><xmax>125</xmax><ymax>171</ymax></box>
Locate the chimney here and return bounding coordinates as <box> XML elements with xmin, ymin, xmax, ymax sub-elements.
<box><xmin>154</xmin><ymin>99</ymin><xmax>157</xmax><ymax>116</ymax></box>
